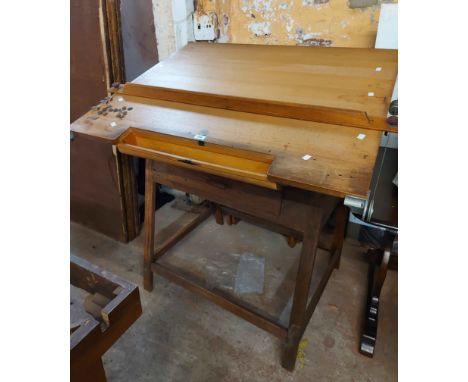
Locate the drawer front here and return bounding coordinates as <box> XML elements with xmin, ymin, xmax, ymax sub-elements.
<box><xmin>118</xmin><ymin>128</ymin><xmax>277</xmax><ymax>190</ymax></box>
<box><xmin>152</xmin><ymin>162</ymin><xmax>283</xmax><ymax>217</ymax></box>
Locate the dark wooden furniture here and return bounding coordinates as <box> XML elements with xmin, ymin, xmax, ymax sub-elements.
<box><xmin>70</xmin><ymin>255</ymin><xmax>142</xmax><ymax>381</ymax></box>
<box><xmin>143</xmin><ymin>160</ymin><xmax>348</xmax><ymax>370</ymax></box>
<box><xmin>71</xmin><ymin>0</ymin><xmax>108</xmax><ymax>122</ymax></box>
<box><xmin>71</xmin><ymin>43</ymin><xmax>397</xmax><ymax>370</ymax></box>
<box><xmin>71</xmin><ymin>0</ymin><xmax>158</xmax><ymax>242</ymax></box>
<box><xmin>71</xmin><ymin>0</ymin><xmax>159</xmax><ymax>121</ymax></box>
<box><xmin>70</xmin><ymin>133</ymin><xmax>139</xmax><ymax>242</ymax></box>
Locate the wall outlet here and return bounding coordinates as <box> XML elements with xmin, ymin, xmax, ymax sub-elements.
<box><xmin>193</xmin><ymin>12</ymin><xmax>218</xmax><ymax>41</ymax></box>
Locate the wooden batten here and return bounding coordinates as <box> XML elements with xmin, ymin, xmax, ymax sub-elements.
<box><xmin>121</xmin><ymin>83</ymin><xmax>395</xmax><ymax>132</ymax></box>
<box><xmin>117</xmin><ymin>128</ymin><xmax>277</xmax><ymax>189</ymax></box>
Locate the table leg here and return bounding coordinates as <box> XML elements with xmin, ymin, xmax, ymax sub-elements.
<box><xmin>144</xmin><ymin>159</ymin><xmax>156</xmax><ymax>291</ymax></box>
<box><xmin>226</xmin><ymin>214</ymin><xmax>240</xmax><ymax>225</ymax></box>
<box><xmin>214</xmin><ymin>204</ymin><xmax>224</xmax><ymax>225</ymax></box>
<box><xmin>71</xmin><ymin>357</ymin><xmax>107</xmax><ymax>382</ymax></box>
<box><xmin>89</xmin><ymin>358</ymin><xmax>107</xmax><ymax>382</ymax></box>
<box><xmin>286</xmin><ymin>235</ymin><xmax>298</xmax><ymax>248</ymax></box>
<box><xmin>332</xmin><ymin>203</ymin><xmax>349</xmax><ymax>270</ymax></box>
<box><xmin>281</xmin><ymin>211</ymin><xmax>322</xmax><ymax>371</ymax></box>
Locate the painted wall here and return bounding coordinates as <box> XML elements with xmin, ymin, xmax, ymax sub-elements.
<box><xmin>152</xmin><ymin>0</ymin><xmax>195</xmax><ymax>61</ymax></box>
<box><xmin>197</xmin><ymin>0</ymin><xmax>397</xmax><ymax>48</ymax></box>
<box><xmin>152</xmin><ymin>0</ymin><xmax>176</xmax><ymax>60</ymax></box>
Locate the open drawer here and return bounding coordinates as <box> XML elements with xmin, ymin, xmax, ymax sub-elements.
<box><xmin>117</xmin><ymin>128</ymin><xmax>277</xmax><ymax>189</ymax></box>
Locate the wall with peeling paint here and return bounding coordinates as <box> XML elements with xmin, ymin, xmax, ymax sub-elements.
<box><xmin>152</xmin><ymin>0</ymin><xmax>195</xmax><ymax>61</ymax></box>
<box><xmin>197</xmin><ymin>0</ymin><xmax>397</xmax><ymax>48</ymax></box>
<box><xmin>152</xmin><ymin>0</ymin><xmax>176</xmax><ymax>60</ymax></box>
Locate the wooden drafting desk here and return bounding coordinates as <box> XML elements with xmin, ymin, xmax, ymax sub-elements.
<box><xmin>71</xmin><ymin>43</ymin><xmax>397</xmax><ymax>370</ymax></box>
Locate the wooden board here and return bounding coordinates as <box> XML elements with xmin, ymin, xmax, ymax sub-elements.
<box><xmin>70</xmin><ymin>255</ymin><xmax>142</xmax><ymax>381</ymax></box>
<box><xmin>120</xmin><ymin>0</ymin><xmax>159</xmax><ymax>81</ymax></box>
<box><xmin>71</xmin><ymin>94</ymin><xmax>380</xmax><ymax>198</ymax></box>
<box><xmin>118</xmin><ymin>128</ymin><xmax>276</xmax><ymax>189</ymax></box>
<box><xmin>126</xmin><ymin>43</ymin><xmax>397</xmax><ymax>131</ymax></box>
<box><xmin>70</xmin><ymin>133</ymin><xmax>129</xmax><ymax>241</ymax></box>
<box><xmin>71</xmin><ymin>0</ymin><xmax>157</xmax><ymax>242</ymax></box>
<box><xmin>70</xmin><ymin>0</ymin><xmax>108</xmax><ymax>122</ymax></box>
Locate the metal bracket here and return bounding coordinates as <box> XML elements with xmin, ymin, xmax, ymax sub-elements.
<box><xmin>344</xmin><ymin>194</ymin><xmax>371</xmax><ymax>221</ymax></box>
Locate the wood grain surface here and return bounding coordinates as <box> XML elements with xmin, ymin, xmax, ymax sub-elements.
<box><xmin>70</xmin><ymin>43</ymin><xmax>393</xmax><ymax>198</ymax></box>
<box><xmin>70</xmin><ymin>255</ymin><xmax>142</xmax><ymax>381</ymax></box>
<box><xmin>70</xmin><ymin>0</ymin><xmax>108</xmax><ymax>122</ymax></box>
<box><xmin>71</xmin><ymin>94</ymin><xmax>380</xmax><ymax>198</ymax></box>
<box><xmin>128</xmin><ymin>43</ymin><xmax>397</xmax><ymax>130</ymax></box>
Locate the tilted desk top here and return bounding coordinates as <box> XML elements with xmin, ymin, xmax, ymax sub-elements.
<box><xmin>71</xmin><ymin>43</ymin><xmax>397</xmax><ymax>199</ymax></box>
<box><xmin>128</xmin><ymin>43</ymin><xmax>398</xmax><ymax>131</ymax></box>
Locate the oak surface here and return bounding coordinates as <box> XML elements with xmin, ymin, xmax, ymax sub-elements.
<box><xmin>71</xmin><ymin>94</ymin><xmax>380</xmax><ymax>198</ymax></box>
<box><xmin>129</xmin><ymin>43</ymin><xmax>397</xmax><ymax>130</ymax></box>
<box><xmin>70</xmin><ymin>43</ymin><xmax>392</xmax><ymax>198</ymax></box>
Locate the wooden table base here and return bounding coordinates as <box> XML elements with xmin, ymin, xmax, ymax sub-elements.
<box><xmin>143</xmin><ymin>159</ymin><xmax>348</xmax><ymax>371</ymax></box>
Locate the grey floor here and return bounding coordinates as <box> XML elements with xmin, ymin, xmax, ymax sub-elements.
<box><xmin>71</xmin><ymin>200</ymin><xmax>397</xmax><ymax>382</ymax></box>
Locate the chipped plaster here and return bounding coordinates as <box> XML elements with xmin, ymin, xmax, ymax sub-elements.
<box><xmin>152</xmin><ymin>0</ymin><xmax>176</xmax><ymax>60</ymax></box>
<box><xmin>197</xmin><ymin>0</ymin><xmax>398</xmax><ymax>48</ymax></box>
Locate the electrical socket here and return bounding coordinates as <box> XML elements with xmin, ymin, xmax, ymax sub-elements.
<box><xmin>193</xmin><ymin>12</ymin><xmax>218</xmax><ymax>41</ymax></box>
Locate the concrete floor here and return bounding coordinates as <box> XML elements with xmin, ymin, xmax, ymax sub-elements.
<box><xmin>71</xmin><ymin>200</ymin><xmax>397</xmax><ymax>381</ymax></box>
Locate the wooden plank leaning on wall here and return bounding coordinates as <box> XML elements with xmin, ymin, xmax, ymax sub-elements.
<box><xmin>71</xmin><ymin>0</ymin><xmax>158</xmax><ymax>242</ymax></box>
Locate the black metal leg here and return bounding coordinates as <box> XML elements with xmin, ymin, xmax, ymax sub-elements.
<box><xmin>360</xmin><ymin>232</ymin><xmax>395</xmax><ymax>357</ymax></box>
